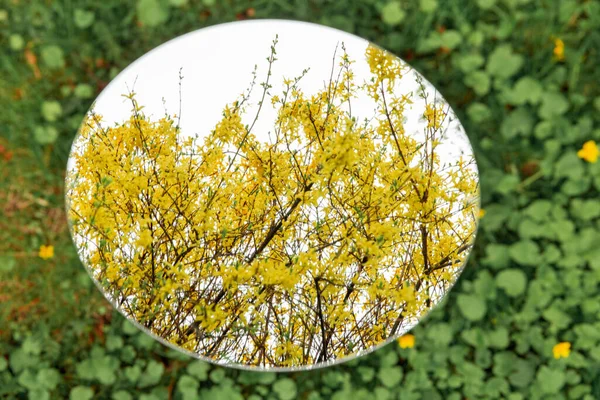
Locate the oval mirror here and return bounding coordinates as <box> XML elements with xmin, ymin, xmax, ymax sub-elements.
<box><xmin>66</xmin><ymin>19</ymin><xmax>480</xmax><ymax>370</ymax></box>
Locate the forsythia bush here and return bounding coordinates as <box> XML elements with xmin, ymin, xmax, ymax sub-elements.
<box><xmin>66</xmin><ymin>41</ymin><xmax>479</xmax><ymax>367</ymax></box>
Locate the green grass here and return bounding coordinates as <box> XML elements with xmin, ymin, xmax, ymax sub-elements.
<box><xmin>2</xmin><ymin>0</ymin><xmax>600</xmax><ymax>398</ymax></box>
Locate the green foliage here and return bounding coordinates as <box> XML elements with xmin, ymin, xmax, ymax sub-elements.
<box><xmin>40</xmin><ymin>45</ymin><xmax>66</xmax><ymax>70</ymax></box>
<box><xmin>506</xmin><ymin>77</ymin><xmax>543</xmax><ymax>105</ymax></box>
<box><xmin>509</xmin><ymin>240</ymin><xmax>541</xmax><ymax>266</ymax></box>
<box><xmin>0</xmin><ymin>255</ymin><xmax>16</xmax><ymax>272</ymax></box>
<box><xmin>378</xmin><ymin>366</ymin><xmax>403</xmax><ymax>388</ymax></box>
<box><xmin>9</xmin><ymin>34</ymin><xmax>24</xmax><ymax>50</ymax></box>
<box><xmin>73</xmin><ymin>84</ymin><xmax>94</xmax><ymax>99</ymax></box>
<box><xmin>465</xmin><ymin>70</ymin><xmax>491</xmax><ymax>96</ymax></box>
<box><xmin>536</xmin><ymin>366</ymin><xmax>566</xmax><ymax>394</ymax></box>
<box><xmin>73</xmin><ymin>9</ymin><xmax>95</xmax><ymax>29</ymax></box>
<box><xmin>70</xmin><ymin>386</ymin><xmax>94</xmax><ymax>400</ymax></box>
<box><xmin>419</xmin><ymin>0</ymin><xmax>437</xmax><ymax>13</ymax></box>
<box><xmin>75</xmin><ymin>347</ymin><xmax>120</xmax><ymax>385</ymax></box>
<box><xmin>496</xmin><ymin>269</ymin><xmax>528</xmax><ymax>297</ymax></box>
<box><xmin>137</xmin><ymin>0</ymin><xmax>169</xmax><ymax>27</ymax></box>
<box><xmin>33</xmin><ymin>126</ymin><xmax>59</xmax><ymax>144</ymax></box>
<box><xmin>2</xmin><ymin>0</ymin><xmax>600</xmax><ymax>398</ymax></box>
<box><xmin>138</xmin><ymin>360</ymin><xmax>165</xmax><ymax>388</ymax></box>
<box><xmin>457</xmin><ymin>294</ymin><xmax>487</xmax><ymax>321</ymax></box>
<box><xmin>539</xmin><ymin>91</ymin><xmax>570</xmax><ymax>119</ymax></box>
<box><xmin>187</xmin><ymin>361</ymin><xmax>210</xmax><ymax>381</ymax></box>
<box><xmin>381</xmin><ymin>2</ymin><xmax>405</xmax><ymax>26</ymax></box>
<box><xmin>41</xmin><ymin>101</ymin><xmax>62</xmax><ymax>122</ymax></box>
<box><xmin>272</xmin><ymin>378</ymin><xmax>297</xmax><ymax>400</ymax></box>
<box><xmin>486</xmin><ymin>44</ymin><xmax>523</xmax><ymax>80</ymax></box>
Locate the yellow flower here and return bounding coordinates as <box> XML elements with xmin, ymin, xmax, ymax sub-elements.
<box><xmin>552</xmin><ymin>342</ymin><xmax>571</xmax><ymax>359</ymax></box>
<box><xmin>423</xmin><ymin>104</ymin><xmax>444</xmax><ymax>130</ymax></box>
<box><xmin>577</xmin><ymin>140</ymin><xmax>599</xmax><ymax>163</ymax></box>
<box><xmin>478</xmin><ymin>208</ymin><xmax>486</xmax><ymax>219</ymax></box>
<box><xmin>397</xmin><ymin>334</ymin><xmax>415</xmax><ymax>349</ymax></box>
<box><xmin>553</xmin><ymin>38</ymin><xmax>565</xmax><ymax>61</ymax></box>
<box><xmin>39</xmin><ymin>245</ymin><xmax>54</xmax><ymax>260</ymax></box>
<box><xmin>138</xmin><ymin>230</ymin><xmax>151</xmax><ymax>247</ymax></box>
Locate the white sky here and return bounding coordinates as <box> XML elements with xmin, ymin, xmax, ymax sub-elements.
<box><xmin>77</xmin><ymin>19</ymin><xmax>475</xmax><ymax>169</ymax></box>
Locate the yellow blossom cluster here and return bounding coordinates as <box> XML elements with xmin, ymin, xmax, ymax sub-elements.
<box><xmin>578</xmin><ymin>140</ymin><xmax>598</xmax><ymax>163</ymax></box>
<box><xmin>398</xmin><ymin>334</ymin><xmax>415</xmax><ymax>348</ymax></box>
<box><xmin>39</xmin><ymin>245</ymin><xmax>54</xmax><ymax>260</ymax></box>
<box><xmin>553</xmin><ymin>342</ymin><xmax>571</xmax><ymax>359</ymax></box>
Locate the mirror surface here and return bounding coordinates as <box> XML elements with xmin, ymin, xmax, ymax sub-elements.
<box><xmin>66</xmin><ymin>20</ymin><xmax>480</xmax><ymax>370</ymax></box>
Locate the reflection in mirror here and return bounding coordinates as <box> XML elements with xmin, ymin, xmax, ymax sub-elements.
<box><xmin>66</xmin><ymin>20</ymin><xmax>480</xmax><ymax>370</ymax></box>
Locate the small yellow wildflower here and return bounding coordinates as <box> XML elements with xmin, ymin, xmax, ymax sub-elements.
<box><xmin>478</xmin><ymin>208</ymin><xmax>486</xmax><ymax>219</ymax></box>
<box><xmin>553</xmin><ymin>38</ymin><xmax>565</xmax><ymax>61</ymax></box>
<box><xmin>398</xmin><ymin>334</ymin><xmax>415</xmax><ymax>349</ymax></box>
<box><xmin>552</xmin><ymin>342</ymin><xmax>571</xmax><ymax>359</ymax></box>
<box><xmin>577</xmin><ymin>140</ymin><xmax>599</xmax><ymax>163</ymax></box>
<box><xmin>423</xmin><ymin>104</ymin><xmax>444</xmax><ymax>130</ymax></box>
<box><xmin>39</xmin><ymin>245</ymin><xmax>54</xmax><ymax>260</ymax></box>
